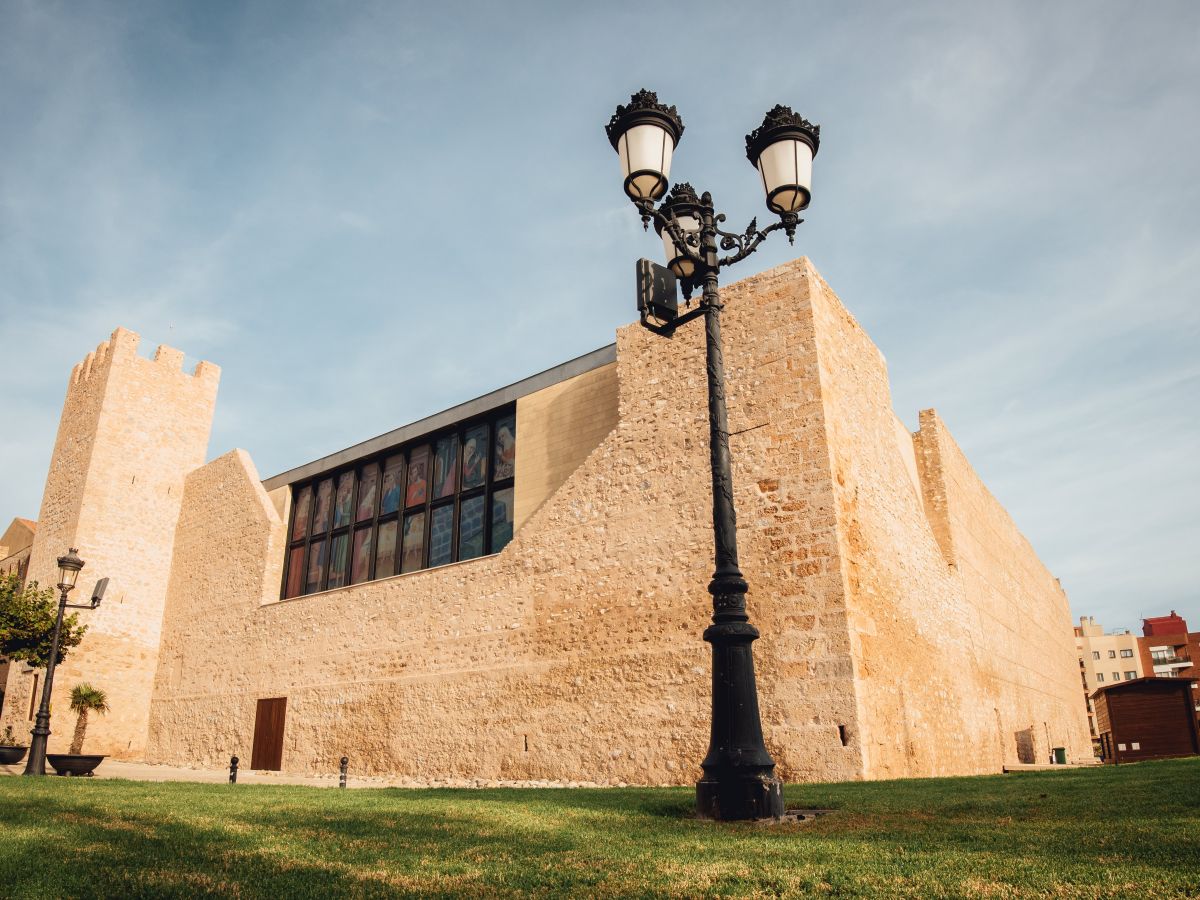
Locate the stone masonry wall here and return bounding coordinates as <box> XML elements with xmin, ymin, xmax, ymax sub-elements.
<box><xmin>146</xmin><ymin>260</ymin><xmax>864</xmax><ymax>783</ymax></box>
<box><xmin>514</xmin><ymin>362</ymin><xmax>618</xmax><ymax>531</ymax></box>
<box><xmin>806</xmin><ymin>265</ymin><xmax>1000</xmax><ymax>777</ymax></box>
<box><xmin>13</xmin><ymin>328</ymin><xmax>219</xmax><ymax>758</ymax></box>
<box><xmin>914</xmin><ymin>411</ymin><xmax>1090</xmax><ymax>765</ymax></box>
<box><xmin>805</xmin><ymin>264</ymin><xmax>1088</xmax><ymax>773</ymax></box>
<box><xmin>143</xmin><ymin>257</ymin><xmax>1085</xmax><ymax>783</ymax></box>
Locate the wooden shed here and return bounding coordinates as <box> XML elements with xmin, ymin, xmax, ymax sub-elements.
<box><xmin>1092</xmin><ymin>677</ymin><xmax>1200</xmax><ymax>764</ymax></box>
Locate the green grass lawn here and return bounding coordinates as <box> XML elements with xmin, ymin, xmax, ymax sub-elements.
<box><xmin>1</xmin><ymin>759</ymin><xmax>1197</xmax><ymax>898</ymax></box>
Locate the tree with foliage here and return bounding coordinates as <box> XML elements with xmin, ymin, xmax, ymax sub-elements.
<box><xmin>68</xmin><ymin>683</ymin><xmax>109</xmax><ymax>754</ymax></box>
<box><xmin>0</xmin><ymin>573</ymin><xmax>87</xmax><ymax>668</ymax></box>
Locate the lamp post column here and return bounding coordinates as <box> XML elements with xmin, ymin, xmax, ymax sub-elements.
<box><xmin>694</xmin><ymin>196</ymin><xmax>784</xmax><ymax>821</ymax></box>
<box><xmin>23</xmin><ymin>587</ymin><xmax>69</xmax><ymax>777</ymax></box>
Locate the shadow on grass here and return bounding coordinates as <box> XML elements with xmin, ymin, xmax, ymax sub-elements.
<box><xmin>1</xmin><ymin>759</ymin><xmax>1197</xmax><ymax>898</ymax></box>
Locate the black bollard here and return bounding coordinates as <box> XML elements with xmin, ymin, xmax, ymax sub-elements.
<box><xmin>229</xmin><ymin>755</ymin><xmax>239</xmax><ymax>784</ymax></box>
<box><xmin>339</xmin><ymin>756</ymin><xmax>348</xmax><ymax>789</ymax></box>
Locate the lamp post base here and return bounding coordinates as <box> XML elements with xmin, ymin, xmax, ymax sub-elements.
<box><xmin>23</xmin><ymin>722</ymin><xmax>50</xmax><ymax>776</ymax></box>
<box><xmin>696</xmin><ymin>771</ymin><xmax>784</xmax><ymax>821</ymax></box>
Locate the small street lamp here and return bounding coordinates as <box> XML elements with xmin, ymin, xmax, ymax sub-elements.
<box><xmin>23</xmin><ymin>548</ymin><xmax>105</xmax><ymax>776</ymax></box>
<box><xmin>605</xmin><ymin>90</ymin><xmax>820</xmax><ymax>821</ymax></box>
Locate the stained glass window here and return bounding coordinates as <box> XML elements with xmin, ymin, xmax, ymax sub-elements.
<box><xmin>462</xmin><ymin>424</ymin><xmax>488</xmax><ymax>490</ymax></box>
<box><xmin>401</xmin><ymin>513</ymin><xmax>425</xmax><ymax>573</ymax></box>
<box><xmin>491</xmin><ymin>488</ymin><xmax>514</xmax><ymax>553</ymax></box>
<box><xmin>351</xmin><ymin>527</ymin><xmax>373</xmax><ymax>584</ymax></box>
<box><xmin>429</xmin><ymin>505</ymin><xmax>454</xmax><ymax>567</ymax></box>
<box><xmin>433</xmin><ymin>435</ymin><xmax>459</xmax><ymax>500</ymax></box>
<box><xmin>328</xmin><ymin>534</ymin><xmax>349</xmax><ymax>589</ymax></box>
<box><xmin>375</xmin><ymin>520</ymin><xmax>398</xmax><ymax>578</ymax></box>
<box><xmin>380</xmin><ymin>456</ymin><xmax>404</xmax><ymax>515</ymax></box>
<box><xmin>494</xmin><ymin>414</ymin><xmax>516</xmax><ymax>480</ymax></box>
<box><xmin>285</xmin><ymin>547</ymin><xmax>305</xmax><ymax>598</ymax></box>
<box><xmin>311</xmin><ymin>479</ymin><xmax>333</xmax><ymax>534</ymax></box>
<box><xmin>282</xmin><ymin>406</ymin><xmax>517</xmax><ymax>598</ymax></box>
<box><xmin>333</xmin><ymin>472</ymin><xmax>354</xmax><ymax>529</ymax></box>
<box><xmin>458</xmin><ymin>496</ymin><xmax>485</xmax><ymax>561</ymax></box>
<box><xmin>291</xmin><ymin>487</ymin><xmax>312</xmax><ymax>541</ymax></box>
<box><xmin>406</xmin><ymin>445</ymin><xmax>430</xmax><ymax>508</ymax></box>
<box><xmin>357</xmin><ymin>464</ymin><xmax>379</xmax><ymax>522</ymax></box>
<box><xmin>305</xmin><ymin>539</ymin><xmax>327</xmax><ymax>593</ymax></box>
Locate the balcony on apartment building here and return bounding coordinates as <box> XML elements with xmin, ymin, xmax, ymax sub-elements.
<box><xmin>1150</xmin><ymin>648</ymin><xmax>1192</xmax><ymax>675</ymax></box>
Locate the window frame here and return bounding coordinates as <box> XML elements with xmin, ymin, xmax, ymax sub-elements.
<box><xmin>280</xmin><ymin>404</ymin><xmax>516</xmax><ymax>600</ymax></box>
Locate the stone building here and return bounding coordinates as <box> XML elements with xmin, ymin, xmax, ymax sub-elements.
<box><xmin>0</xmin><ymin>518</ymin><xmax>36</xmax><ymax>581</ymax></box>
<box><xmin>0</xmin><ymin>258</ymin><xmax>1091</xmax><ymax>782</ymax></box>
<box><xmin>0</xmin><ymin>517</ymin><xmax>38</xmax><ymax>721</ymax></box>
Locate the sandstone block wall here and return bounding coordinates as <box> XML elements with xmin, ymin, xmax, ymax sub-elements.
<box><xmin>514</xmin><ymin>361</ymin><xmax>618</xmax><ymax>531</ymax></box>
<box><xmin>13</xmin><ymin>328</ymin><xmax>219</xmax><ymax>758</ymax></box>
<box><xmin>0</xmin><ymin>518</ymin><xmax>38</xmax><ymax>732</ymax></box>
<box><xmin>126</xmin><ymin>257</ymin><xmax>1088</xmax><ymax>783</ymax></box>
<box><xmin>913</xmin><ymin>410</ymin><xmax>1090</xmax><ymax>765</ymax></box>
<box><xmin>804</xmin><ymin>264</ymin><xmax>1089</xmax><ymax>775</ymax></box>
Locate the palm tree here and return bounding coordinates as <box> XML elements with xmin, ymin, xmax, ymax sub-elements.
<box><xmin>68</xmin><ymin>683</ymin><xmax>109</xmax><ymax>755</ymax></box>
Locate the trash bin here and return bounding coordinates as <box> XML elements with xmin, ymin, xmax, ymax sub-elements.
<box><xmin>1052</xmin><ymin>747</ymin><xmax>1067</xmax><ymax>765</ymax></box>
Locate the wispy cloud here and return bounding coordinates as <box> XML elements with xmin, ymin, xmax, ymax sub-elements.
<box><xmin>1</xmin><ymin>0</ymin><xmax>1196</xmax><ymax>631</ymax></box>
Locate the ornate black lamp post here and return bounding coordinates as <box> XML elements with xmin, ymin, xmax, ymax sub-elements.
<box><xmin>605</xmin><ymin>90</ymin><xmax>820</xmax><ymax>821</ymax></box>
<box><xmin>24</xmin><ymin>548</ymin><xmax>103</xmax><ymax>776</ymax></box>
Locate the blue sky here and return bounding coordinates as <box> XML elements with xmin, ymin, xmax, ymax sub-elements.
<box><xmin>1</xmin><ymin>0</ymin><xmax>1196</xmax><ymax>632</ymax></box>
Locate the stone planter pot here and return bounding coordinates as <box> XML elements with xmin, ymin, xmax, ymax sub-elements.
<box><xmin>0</xmin><ymin>745</ymin><xmax>28</xmax><ymax>765</ymax></box>
<box><xmin>46</xmin><ymin>754</ymin><xmax>106</xmax><ymax>776</ymax></box>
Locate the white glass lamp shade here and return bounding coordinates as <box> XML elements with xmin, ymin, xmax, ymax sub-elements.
<box><xmin>755</xmin><ymin>138</ymin><xmax>814</xmax><ymax>214</ymax></box>
<box><xmin>660</xmin><ymin>213</ymin><xmax>699</xmax><ymax>277</ymax></box>
<box><xmin>745</xmin><ymin>105</ymin><xmax>820</xmax><ymax>216</ymax></box>
<box><xmin>56</xmin><ymin>548</ymin><xmax>84</xmax><ymax>590</ymax></box>
<box><xmin>606</xmin><ymin>90</ymin><xmax>685</xmax><ymax>202</ymax></box>
<box><xmin>653</xmin><ymin>183</ymin><xmax>703</xmax><ymax>279</ymax></box>
<box><xmin>617</xmin><ymin>124</ymin><xmax>676</xmax><ymax>201</ymax></box>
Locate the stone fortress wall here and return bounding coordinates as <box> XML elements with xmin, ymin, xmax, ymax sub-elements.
<box><xmin>0</xmin><ymin>328</ymin><xmax>219</xmax><ymax>757</ymax></box>
<box><xmin>139</xmin><ymin>258</ymin><xmax>1087</xmax><ymax>781</ymax></box>
<box><xmin>6</xmin><ymin>258</ymin><xmax>1090</xmax><ymax>779</ymax></box>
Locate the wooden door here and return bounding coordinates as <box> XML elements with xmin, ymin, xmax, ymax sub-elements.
<box><xmin>251</xmin><ymin>697</ymin><xmax>287</xmax><ymax>770</ymax></box>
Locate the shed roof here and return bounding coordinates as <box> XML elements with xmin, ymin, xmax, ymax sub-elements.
<box><xmin>1090</xmin><ymin>676</ymin><xmax>1196</xmax><ymax>701</ymax></box>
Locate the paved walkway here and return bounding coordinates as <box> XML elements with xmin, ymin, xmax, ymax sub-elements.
<box><xmin>1003</xmin><ymin>760</ymin><xmax>1102</xmax><ymax>772</ymax></box>
<box><xmin>0</xmin><ymin>758</ymin><xmax>614</xmax><ymax>790</ymax></box>
<box><xmin>5</xmin><ymin>757</ymin><xmax>1104</xmax><ymax>787</ymax></box>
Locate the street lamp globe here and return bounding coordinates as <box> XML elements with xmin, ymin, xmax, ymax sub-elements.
<box><xmin>605</xmin><ymin>89</ymin><xmax>685</xmax><ymax>202</ymax></box>
<box><xmin>56</xmin><ymin>548</ymin><xmax>84</xmax><ymax>592</ymax></box>
<box><xmin>745</xmin><ymin>105</ymin><xmax>820</xmax><ymax>215</ymax></box>
<box><xmin>654</xmin><ymin>182</ymin><xmax>702</xmax><ymax>278</ymax></box>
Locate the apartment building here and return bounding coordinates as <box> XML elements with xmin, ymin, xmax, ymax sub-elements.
<box><xmin>1075</xmin><ymin>616</ymin><xmax>1143</xmax><ymax>738</ymax></box>
<box><xmin>1139</xmin><ymin>611</ymin><xmax>1200</xmax><ymax>727</ymax></box>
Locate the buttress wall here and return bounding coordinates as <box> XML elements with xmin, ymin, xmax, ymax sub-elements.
<box><xmin>21</xmin><ymin>328</ymin><xmax>218</xmax><ymax>758</ymax></box>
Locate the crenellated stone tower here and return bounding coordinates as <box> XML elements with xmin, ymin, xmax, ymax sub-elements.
<box><xmin>21</xmin><ymin>327</ymin><xmax>218</xmax><ymax>758</ymax></box>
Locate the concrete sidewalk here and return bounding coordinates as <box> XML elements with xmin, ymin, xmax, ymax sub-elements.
<box><xmin>1003</xmin><ymin>760</ymin><xmax>1102</xmax><ymax>772</ymax></box>
<box><xmin>0</xmin><ymin>758</ymin><xmax>612</xmax><ymax>790</ymax></box>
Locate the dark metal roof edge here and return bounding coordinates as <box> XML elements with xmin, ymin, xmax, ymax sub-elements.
<box><xmin>261</xmin><ymin>343</ymin><xmax>617</xmax><ymax>491</ymax></box>
<box><xmin>1088</xmin><ymin>675</ymin><xmax>1195</xmax><ymax>699</ymax></box>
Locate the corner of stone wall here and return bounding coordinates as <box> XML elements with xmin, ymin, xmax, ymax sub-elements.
<box><xmin>724</xmin><ymin>257</ymin><xmax>868</xmax><ymax>782</ymax></box>
<box><xmin>800</xmin><ymin>260</ymin><xmax>1001</xmax><ymax>780</ymax></box>
<box><xmin>173</xmin><ymin>448</ymin><xmax>286</xmax><ymax>606</ymax></box>
<box><xmin>148</xmin><ymin>447</ymin><xmax>286</xmax><ymax>764</ymax></box>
